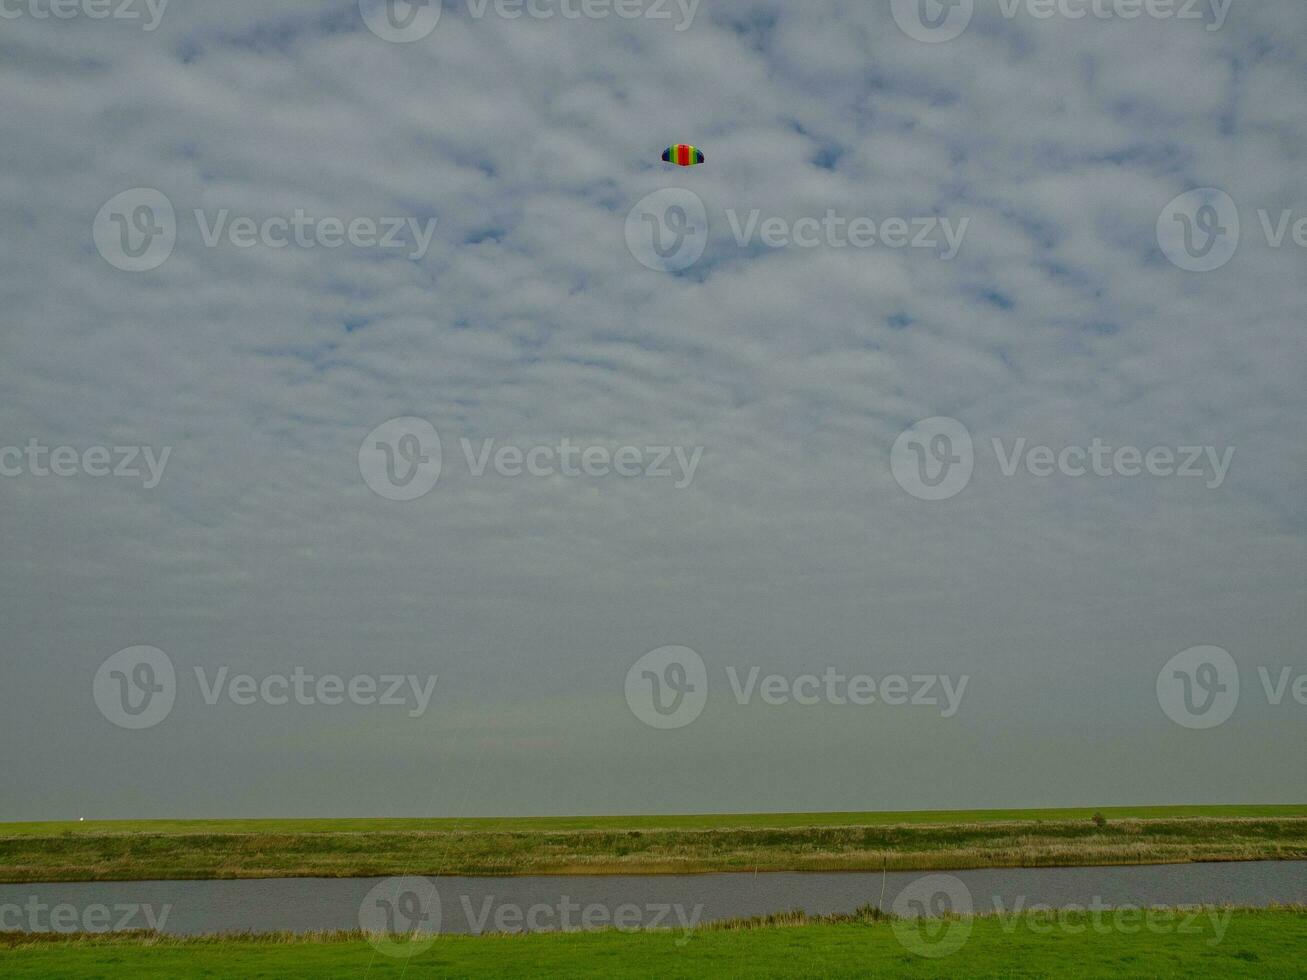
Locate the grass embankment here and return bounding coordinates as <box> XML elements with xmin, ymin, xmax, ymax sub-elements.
<box><xmin>3</xmin><ymin>806</ymin><xmax>1306</xmax><ymax>882</ymax></box>
<box><xmin>3</xmin><ymin>908</ymin><xmax>1305</xmax><ymax>978</ymax></box>
<box><xmin>7</xmin><ymin>805</ymin><xmax>1306</xmax><ymax>837</ymax></box>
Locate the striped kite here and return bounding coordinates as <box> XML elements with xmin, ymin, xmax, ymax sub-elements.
<box><xmin>662</xmin><ymin>144</ymin><xmax>706</xmax><ymax>167</ymax></box>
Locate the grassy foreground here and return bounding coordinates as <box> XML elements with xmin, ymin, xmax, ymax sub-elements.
<box><xmin>3</xmin><ymin>806</ymin><xmax>1306</xmax><ymax>882</ymax></box>
<box><xmin>3</xmin><ymin>909</ymin><xmax>1305</xmax><ymax>978</ymax></box>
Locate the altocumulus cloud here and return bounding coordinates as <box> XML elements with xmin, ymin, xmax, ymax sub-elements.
<box><xmin>1</xmin><ymin>0</ymin><xmax>1305</xmax><ymax>818</ymax></box>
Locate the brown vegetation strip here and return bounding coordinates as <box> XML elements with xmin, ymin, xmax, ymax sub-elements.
<box><xmin>3</xmin><ymin>818</ymin><xmax>1306</xmax><ymax>883</ymax></box>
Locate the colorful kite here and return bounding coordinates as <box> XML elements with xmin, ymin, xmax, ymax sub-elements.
<box><xmin>662</xmin><ymin>144</ymin><xmax>706</xmax><ymax>167</ymax></box>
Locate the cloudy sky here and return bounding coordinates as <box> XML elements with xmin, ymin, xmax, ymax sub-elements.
<box><xmin>2</xmin><ymin>0</ymin><xmax>1304</xmax><ymax>821</ymax></box>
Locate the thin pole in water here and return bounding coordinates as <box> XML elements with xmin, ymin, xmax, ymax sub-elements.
<box><xmin>878</xmin><ymin>857</ymin><xmax>888</xmax><ymax>914</ymax></box>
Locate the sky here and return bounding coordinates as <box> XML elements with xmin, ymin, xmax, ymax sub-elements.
<box><xmin>1</xmin><ymin>0</ymin><xmax>1305</xmax><ymax>821</ymax></box>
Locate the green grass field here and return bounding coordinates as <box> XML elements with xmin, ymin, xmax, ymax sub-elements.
<box><xmin>7</xmin><ymin>805</ymin><xmax>1306</xmax><ymax>837</ymax></box>
<box><xmin>3</xmin><ymin>909</ymin><xmax>1305</xmax><ymax>978</ymax></box>
<box><xmin>3</xmin><ymin>806</ymin><xmax>1306</xmax><ymax>882</ymax></box>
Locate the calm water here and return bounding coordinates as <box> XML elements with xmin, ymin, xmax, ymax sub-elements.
<box><xmin>2</xmin><ymin>861</ymin><xmax>1304</xmax><ymax>936</ymax></box>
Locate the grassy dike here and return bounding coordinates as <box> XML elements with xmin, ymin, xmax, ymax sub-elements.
<box><xmin>3</xmin><ymin>806</ymin><xmax>1307</xmax><ymax>882</ymax></box>
<box><xmin>3</xmin><ymin>909</ymin><xmax>1306</xmax><ymax>978</ymax></box>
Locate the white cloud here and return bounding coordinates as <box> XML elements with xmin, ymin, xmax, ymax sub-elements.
<box><xmin>1</xmin><ymin>0</ymin><xmax>1305</xmax><ymax>818</ymax></box>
